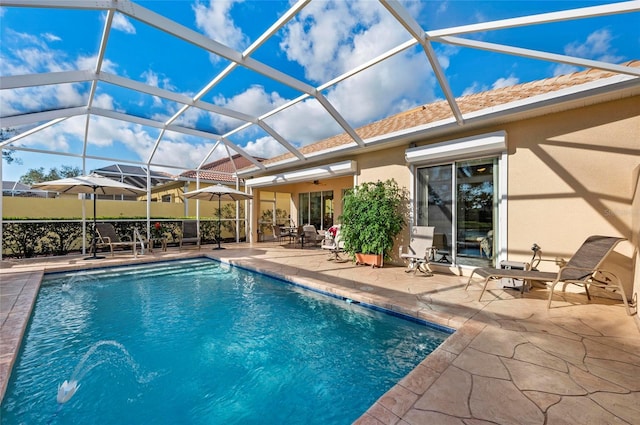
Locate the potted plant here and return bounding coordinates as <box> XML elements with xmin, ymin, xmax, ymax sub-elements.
<box><xmin>339</xmin><ymin>179</ymin><xmax>406</xmax><ymax>267</ymax></box>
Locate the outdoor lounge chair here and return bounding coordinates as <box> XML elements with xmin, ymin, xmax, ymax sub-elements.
<box><xmin>400</xmin><ymin>226</ymin><xmax>436</xmax><ymax>275</ymax></box>
<box><xmin>321</xmin><ymin>225</ymin><xmax>345</xmax><ymax>261</ymax></box>
<box><xmin>179</xmin><ymin>220</ymin><xmax>201</xmax><ymax>250</ymax></box>
<box><xmin>94</xmin><ymin>223</ymin><xmax>140</xmax><ymax>257</ymax></box>
<box><xmin>302</xmin><ymin>224</ymin><xmax>325</xmax><ymax>246</ymax></box>
<box><xmin>465</xmin><ymin>235</ymin><xmax>633</xmax><ymax>315</ymax></box>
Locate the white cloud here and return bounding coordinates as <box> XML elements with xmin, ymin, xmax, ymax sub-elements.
<box><xmin>173</xmin><ymin>106</ymin><xmax>206</xmax><ymax>129</ymax></box>
<box><xmin>208</xmin><ymin>85</ymin><xmax>286</xmax><ymax>133</ymax></box>
<box><xmin>2</xmin><ymin>15</ymin><xmax>216</xmax><ymax>171</ymax></box>
<box><xmin>266</xmin><ymin>99</ymin><xmax>342</xmax><ymax>145</ymax></box>
<box><xmin>461</xmin><ymin>81</ymin><xmax>488</xmax><ymax>96</ymax></box>
<box><xmin>92</xmin><ymin>93</ymin><xmax>115</xmax><ymax>109</ymax></box>
<box><xmin>491</xmin><ymin>75</ymin><xmax>519</xmax><ymax>90</ymax></box>
<box><xmin>280</xmin><ymin>0</ymin><xmax>414</xmax><ymax>83</ymax></box>
<box><xmin>74</xmin><ymin>53</ymin><xmax>118</xmax><ymax>74</ymax></box>
<box><xmin>13</xmin><ymin>116</ymin><xmax>87</xmax><ymax>153</ymax></box>
<box><xmin>43</xmin><ymin>33</ymin><xmax>61</xmax><ymax>42</ymax></box>
<box><xmin>242</xmin><ymin>136</ymin><xmax>288</xmax><ymax>159</ymax></box>
<box><xmin>552</xmin><ymin>63</ymin><xmax>579</xmax><ymax>77</ymax></box>
<box><xmin>436</xmin><ymin>1</ymin><xmax>448</xmax><ymax>15</ymax></box>
<box><xmin>13</xmin><ymin>114</ymin><xmax>213</xmax><ymax>172</ymax></box>
<box><xmin>327</xmin><ymin>53</ymin><xmax>435</xmax><ymax>125</ymax></box>
<box><xmin>112</xmin><ymin>13</ymin><xmax>136</xmax><ymax>34</ymax></box>
<box><xmin>193</xmin><ymin>0</ymin><xmax>248</xmax><ymax>51</ymax></box>
<box><xmin>553</xmin><ymin>28</ymin><xmax>625</xmax><ymax>75</ymax></box>
<box><xmin>141</xmin><ymin>70</ymin><xmax>164</xmax><ymax>107</ymax></box>
<box><xmin>142</xmin><ymin>69</ymin><xmax>159</xmax><ymax>87</ymax></box>
<box><xmin>15</xmin><ymin>46</ymin><xmax>69</xmax><ymax>73</ymax></box>
<box><xmin>0</xmin><ymin>82</ymin><xmax>87</xmax><ymax>118</ymax></box>
<box><xmin>152</xmin><ymin>136</ymin><xmax>217</xmax><ymax>170</ymax></box>
<box><xmin>564</xmin><ymin>28</ymin><xmax>622</xmax><ymax>61</ymax></box>
<box><xmin>461</xmin><ymin>73</ymin><xmax>519</xmax><ymax>96</ymax></box>
<box><xmin>179</xmin><ymin>0</ymin><xmax>449</xmax><ymax>157</ymax></box>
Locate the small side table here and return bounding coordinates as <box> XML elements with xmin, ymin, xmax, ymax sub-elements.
<box><xmin>148</xmin><ymin>237</ymin><xmax>167</xmax><ymax>253</ymax></box>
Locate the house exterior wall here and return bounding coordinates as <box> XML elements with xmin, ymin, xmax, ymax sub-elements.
<box><xmin>249</xmin><ymin>95</ymin><xmax>639</xmax><ymax>305</ymax></box>
<box><xmin>504</xmin><ymin>97</ymin><xmax>638</xmax><ymax>261</ymax></box>
<box><xmin>501</xmin><ymin>97</ymin><xmax>638</xmax><ymax>300</ymax></box>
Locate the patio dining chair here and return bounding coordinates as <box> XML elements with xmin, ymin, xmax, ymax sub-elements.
<box><xmin>292</xmin><ymin>225</ymin><xmax>305</xmax><ymax>248</ymax></box>
<box><xmin>465</xmin><ymin>235</ymin><xmax>633</xmax><ymax>315</ymax></box>
<box><xmin>273</xmin><ymin>225</ymin><xmax>293</xmax><ymax>243</ymax></box>
<box><xmin>94</xmin><ymin>223</ymin><xmax>139</xmax><ymax>257</ymax></box>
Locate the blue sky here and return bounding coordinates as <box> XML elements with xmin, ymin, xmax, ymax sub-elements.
<box><xmin>1</xmin><ymin>0</ymin><xmax>638</xmax><ymax>182</ymax></box>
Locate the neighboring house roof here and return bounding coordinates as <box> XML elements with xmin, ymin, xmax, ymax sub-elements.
<box><xmin>181</xmin><ymin>154</ymin><xmax>264</xmax><ymax>183</ymax></box>
<box><xmin>252</xmin><ymin>61</ymin><xmax>640</xmax><ymax>170</ymax></box>
<box><xmin>92</xmin><ymin>164</ymin><xmax>175</xmax><ymax>188</ymax></box>
<box><xmin>2</xmin><ymin>181</ymin><xmax>48</xmax><ymax>197</ymax></box>
<box><xmin>3</xmin><ymin>181</ymin><xmax>31</xmax><ymax>191</ymax></box>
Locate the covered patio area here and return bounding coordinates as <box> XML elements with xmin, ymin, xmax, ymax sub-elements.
<box><xmin>2</xmin><ymin>243</ymin><xmax>638</xmax><ymax>424</ymax></box>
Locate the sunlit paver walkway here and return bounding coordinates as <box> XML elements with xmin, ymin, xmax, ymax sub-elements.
<box><xmin>1</xmin><ymin>242</ymin><xmax>638</xmax><ymax>424</ymax></box>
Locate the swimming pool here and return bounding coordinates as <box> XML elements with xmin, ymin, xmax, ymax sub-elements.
<box><xmin>1</xmin><ymin>258</ymin><xmax>451</xmax><ymax>424</ymax></box>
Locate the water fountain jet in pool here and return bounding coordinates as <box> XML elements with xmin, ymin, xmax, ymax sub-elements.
<box><xmin>56</xmin><ymin>340</ymin><xmax>153</xmax><ymax>404</ymax></box>
<box><xmin>56</xmin><ymin>380</ymin><xmax>79</xmax><ymax>404</ymax></box>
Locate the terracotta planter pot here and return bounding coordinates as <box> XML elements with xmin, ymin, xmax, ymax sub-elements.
<box><xmin>355</xmin><ymin>252</ymin><xmax>383</xmax><ymax>268</ymax></box>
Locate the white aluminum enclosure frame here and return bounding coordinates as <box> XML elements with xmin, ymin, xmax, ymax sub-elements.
<box><xmin>1</xmin><ymin>0</ymin><xmax>639</xmax><ymax>259</ymax></box>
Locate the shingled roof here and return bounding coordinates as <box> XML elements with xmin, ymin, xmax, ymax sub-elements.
<box><xmin>181</xmin><ymin>154</ymin><xmax>265</xmax><ymax>183</ymax></box>
<box><xmin>259</xmin><ymin>61</ymin><xmax>639</xmax><ymax>167</ymax></box>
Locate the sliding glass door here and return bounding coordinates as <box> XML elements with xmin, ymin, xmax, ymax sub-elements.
<box><xmin>258</xmin><ymin>191</ymin><xmax>292</xmax><ymax>241</ymax></box>
<box><xmin>416</xmin><ymin>157</ymin><xmax>498</xmax><ymax>267</ymax></box>
<box><xmin>416</xmin><ymin>164</ymin><xmax>453</xmax><ymax>263</ymax></box>
<box><xmin>298</xmin><ymin>190</ymin><xmax>334</xmax><ymax>230</ymax></box>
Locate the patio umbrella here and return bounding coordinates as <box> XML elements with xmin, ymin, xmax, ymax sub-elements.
<box><xmin>183</xmin><ymin>184</ymin><xmax>253</xmax><ymax>250</ymax></box>
<box><xmin>33</xmin><ymin>173</ymin><xmax>145</xmax><ymax>260</ymax></box>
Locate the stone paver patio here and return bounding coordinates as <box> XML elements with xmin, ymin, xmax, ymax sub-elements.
<box><xmin>1</xmin><ymin>242</ymin><xmax>638</xmax><ymax>424</ymax></box>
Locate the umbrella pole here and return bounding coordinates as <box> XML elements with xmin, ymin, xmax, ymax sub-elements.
<box><xmin>85</xmin><ymin>187</ymin><xmax>105</xmax><ymax>260</ymax></box>
<box><xmin>214</xmin><ymin>195</ymin><xmax>224</xmax><ymax>250</ymax></box>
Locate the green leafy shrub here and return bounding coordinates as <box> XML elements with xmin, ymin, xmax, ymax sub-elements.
<box><xmin>339</xmin><ymin>179</ymin><xmax>407</xmax><ymax>260</ymax></box>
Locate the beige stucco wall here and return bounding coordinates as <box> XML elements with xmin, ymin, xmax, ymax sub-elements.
<box><xmin>502</xmin><ymin>97</ymin><xmax>638</xmax><ymax>299</ymax></box>
<box><xmin>2</xmin><ymin>197</ymin><xmax>187</xmax><ymax>218</ymax></box>
<box><xmin>3</xmin><ymin>179</ymin><xmax>250</xmax><ymax>220</ymax></box>
<box><xmin>504</xmin><ymin>98</ymin><xmax>637</xmax><ymax>259</ymax></box>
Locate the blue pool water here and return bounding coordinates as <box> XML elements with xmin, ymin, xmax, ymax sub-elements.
<box><xmin>1</xmin><ymin>259</ymin><xmax>450</xmax><ymax>424</ymax></box>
